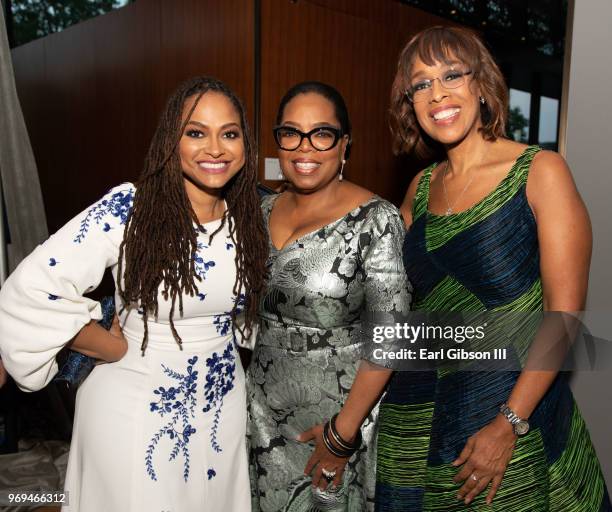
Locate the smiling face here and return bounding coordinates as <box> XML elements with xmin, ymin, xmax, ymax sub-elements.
<box><xmin>277</xmin><ymin>92</ymin><xmax>349</xmax><ymax>193</ymax></box>
<box><xmin>409</xmin><ymin>56</ymin><xmax>482</xmax><ymax>147</ymax></box>
<box><xmin>179</xmin><ymin>91</ymin><xmax>245</xmax><ymax>199</ymax></box>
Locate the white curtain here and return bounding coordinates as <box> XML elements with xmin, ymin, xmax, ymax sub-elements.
<box><xmin>0</xmin><ymin>3</ymin><xmax>48</xmax><ymax>281</ymax></box>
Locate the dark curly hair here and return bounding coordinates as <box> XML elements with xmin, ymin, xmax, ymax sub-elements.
<box><xmin>117</xmin><ymin>76</ymin><xmax>267</xmax><ymax>353</ymax></box>
<box><xmin>390</xmin><ymin>26</ymin><xmax>509</xmax><ymax>159</ymax></box>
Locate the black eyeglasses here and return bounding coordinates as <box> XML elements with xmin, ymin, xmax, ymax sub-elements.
<box><xmin>273</xmin><ymin>126</ymin><xmax>343</xmax><ymax>151</ymax></box>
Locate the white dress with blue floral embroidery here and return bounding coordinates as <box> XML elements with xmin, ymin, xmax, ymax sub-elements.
<box><xmin>0</xmin><ymin>184</ymin><xmax>251</xmax><ymax>511</ymax></box>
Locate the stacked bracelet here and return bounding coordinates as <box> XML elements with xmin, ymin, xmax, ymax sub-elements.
<box><xmin>322</xmin><ymin>414</ymin><xmax>362</xmax><ymax>458</ymax></box>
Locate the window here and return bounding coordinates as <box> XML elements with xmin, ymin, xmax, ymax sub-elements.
<box><xmin>538</xmin><ymin>96</ymin><xmax>559</xmax><ymax>149</ymax></box>
<box><xmin>509</xmin><ymin>89</ymin><xmax>531</xmax><ymax>143</ymax></box>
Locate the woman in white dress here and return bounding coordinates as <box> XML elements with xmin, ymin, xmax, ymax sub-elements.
<box><xmin>0</xmin><ymin>76</ymin><xmax>267</xmax><ymax>511</ymax></box>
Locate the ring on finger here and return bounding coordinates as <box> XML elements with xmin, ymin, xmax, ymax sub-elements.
<box><xmin>322</xmin><ymin>468</ymin><xmax>337</xmax><ymax>481</ymax></box>
<box><xmin>470</xmin><ymin>473</ymin><xmax>479</xmax><ymax>482</ymax></box>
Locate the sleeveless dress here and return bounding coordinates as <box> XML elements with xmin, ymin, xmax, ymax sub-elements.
<box><xmin>247</xmin><ymin>194</ymin><xmax>411</xmax><ymax>512</ymax></box>
<box><xmin>375</xmin><ymin>146</ymin><xmax>611</xmax><ymax>511</ymax></box>
<box><xmin>0</xmin><ymin>184</ymin><xmax>251</xmax><ymax>511</ymax></box>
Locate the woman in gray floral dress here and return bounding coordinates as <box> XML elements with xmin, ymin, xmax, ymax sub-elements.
<box><xmin>247</xmin><ymin>82</ymin><xmax>411</xmax><ymax>512</ymax></box>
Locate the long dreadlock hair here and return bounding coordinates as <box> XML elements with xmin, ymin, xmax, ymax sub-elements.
<box><xmin>117</xmin><ymin>76</ymin><xmax>268</xmax><ymax>354</ymax></box>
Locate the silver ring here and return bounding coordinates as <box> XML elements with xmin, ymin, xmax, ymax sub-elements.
<box><xmin>470</xmin><ymin>473</ymin><xmax>479</xmax><ymax>482</ymax></box>
<box><xmin>322</xmin><ymin>468</ymin><xmax>337</xmax><ymax>481</ymax></box>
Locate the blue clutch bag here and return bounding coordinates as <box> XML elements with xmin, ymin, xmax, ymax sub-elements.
<box><xmin>54</xmin><ymin>296</ymin><xmax>116</xmax><ymax>387</ymax></box>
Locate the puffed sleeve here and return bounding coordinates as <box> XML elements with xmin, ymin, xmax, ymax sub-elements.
<box><xmin>0</xmin><ymin>183</ymin><xmax>135</xmax><ymax>391</ymax></box>
<box><xmin>360</xmin><ymin>201</ymin><xmax>412</xmax><ymax>361</ymax></box>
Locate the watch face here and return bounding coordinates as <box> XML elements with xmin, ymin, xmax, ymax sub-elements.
<box><xmin>514</xmin><ymin>420</ymin><xmax>530</xmax><ymax>436</ymax></box>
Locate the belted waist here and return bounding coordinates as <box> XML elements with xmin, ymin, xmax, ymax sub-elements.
<box><xmin>255</xmin><ymin>318</ymin><xmax>368</xmax><ymax>353</ymax></box>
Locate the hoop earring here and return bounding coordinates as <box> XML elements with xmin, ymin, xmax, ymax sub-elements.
<box><xmin>339</xmin><ymin>159</ymin><xmax>346</xmax><ymax>181</ymax></box>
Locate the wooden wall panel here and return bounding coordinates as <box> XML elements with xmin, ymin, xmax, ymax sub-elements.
<box><xmin>11</xmin><ymin>0</ymin><xmax>255</xmax><ymax>233</ymax></box>
<box><xmin>159</xmin><ymin>0</ymin><xmax>255</xmax><ymax>109</ymax></box>
<box><xmin>259</xmin><ymin>0</ymin><xmax>449</xmax><ymax>205</ymax></box>
<box><xmin>11</xmin><ymin>0</ymin><xmax>448</xmax><ymax>230</ymax></box>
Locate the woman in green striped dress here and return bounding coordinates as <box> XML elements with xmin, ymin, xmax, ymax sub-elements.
<box><xmin>375</xmin><ymin>26</ymin><xmax>610</xmax><ymax>511</ymax></box>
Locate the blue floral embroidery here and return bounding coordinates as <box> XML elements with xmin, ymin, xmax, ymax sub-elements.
<box><xmin>202</xmin><ymin>342</ymin><xmax>236</xmax><ymax>453</ymax></box>
<box><xmin>193</xmin><ymin>242</ymin><xmax>216</xmax><ymax>280</ymax></box>
<box><xmin>207</xmin><ymin>468</ymin><xmax>216</xmax><ymax>480</ymax></box>
<box><xmin>212</xmin><ymin>314</ymin><xmax>231</xmax><ymax>337</ymax></box>
<box><xmin>212</xmin><ymin>294</ymin><xmax>246</xmax><ymax>337</ymax></box>
<box><xmin>74</xmin><ymin>187</ymin><xmax>134</xmax><ymax>243</ymax></box>
<box><xmin>197</xmin><ymin>293</ymin><xmax>207</xmax><ymax>301</ymax></box>
<box><xmin>49</xmin><ymin>258</ymin><xmax>58</xmax><ymax>266</ymax></box>
<box><xmin>48</xmin><ymin>294</ymin><xmax>60</xmax><ymax>300</ymax></box>
<box><xmin>146</xmin><ymin>356</ymin><xmax>199</xmax><ymax>482</ymax></box>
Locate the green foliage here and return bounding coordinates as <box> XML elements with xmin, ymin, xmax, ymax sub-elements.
<box><xmin>10</xmin><ymin>0</ymin><xmax>132</xmax><ymax>46</ymax></box>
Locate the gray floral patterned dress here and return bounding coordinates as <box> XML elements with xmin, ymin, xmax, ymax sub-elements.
<box><xmin>247</xmin><ymin>194</ymin><xmax>411</xmax><ymax>512</ymax></box>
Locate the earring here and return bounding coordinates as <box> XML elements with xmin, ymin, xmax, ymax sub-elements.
<box><xmin>278</xmin><ymin>170</ymin><xmax>285</xmax><ymax>180</ymax></box>
<box><xmin>339</xmin><ymin>159</ymin><xmax>346</xmax><ymax>181</ymax></box>
<box><xmin>479</xmin><ymin>96</ymin><xmax>486</xmax><ymax>104</ymax></box>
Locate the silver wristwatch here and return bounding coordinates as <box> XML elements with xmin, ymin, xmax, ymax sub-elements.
<box><xmin>499</xmin><ymin>403</ymin><xmax>530</xmax><ymax>436</ymax></box>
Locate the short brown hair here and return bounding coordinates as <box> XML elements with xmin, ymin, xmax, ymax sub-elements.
<box><xmin>390</xmin><ymin>26</ymin><xmax>508</xmax><ymax>158</ymax></box>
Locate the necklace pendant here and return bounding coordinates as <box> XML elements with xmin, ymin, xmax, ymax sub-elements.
<box><xmin>445</xmin><ymin>208</ymin><xmax>453</xmax><ymax>216</ymax></box>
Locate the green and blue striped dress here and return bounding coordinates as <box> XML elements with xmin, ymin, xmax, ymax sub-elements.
<box><xmin>375</xmin><ymin>146</ymin><xmax>610</xmax><ymax>511</ymax></box>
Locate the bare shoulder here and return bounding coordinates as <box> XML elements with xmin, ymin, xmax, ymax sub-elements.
<box><xmin>405</xmin><ymin>169</ymin><xmax>426</xmax><ymax>200</ymax></box>
<box><xmin>528</xmin><ymin>150</ymin><xmax>576</xmax><ymax>193</ymax></box>
<box><xmin>527</xmin><ymin>150</ymin><xmax>583</xmax><ymax>213</ymax></box>
<box><xmin>399</xmin><ymin>169</ymin><xmax>426</xmax><ymax>226</ymax></box>
<box><xmin>342</xmin><ymin>180</ymin><xmax>377</xmax><ymax>205</ymax></box>
<box><xmin>495</xmin><ymin>138</ymin><xmax>529</xmax><ymax>165</ymax></box>
<box><xmin>530</xmin><ymin>149</ymin><xmax>572</xmax><ymax>176</ymax></box>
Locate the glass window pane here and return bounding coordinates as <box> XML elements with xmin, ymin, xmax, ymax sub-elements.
<box><xmin>509</xmin><ymin>88</ymin><xmax>531</xmax><ymax>143</ymax></box>
<box><xmin>538</xmin><ymin>96</ymin><xmax>559</xmax><ymax>148</ymax></box>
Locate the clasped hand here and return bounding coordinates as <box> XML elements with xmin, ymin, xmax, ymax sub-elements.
<box><xmin>452</xmin><ymin>415</ymin><xmax>516</xmax><ymax>505</ymax></box>
<box><xmin>297</xmin><ymin>423</ymin><xmax>349</xmax><ymax>491</ymax></box>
